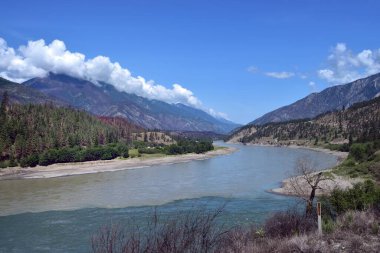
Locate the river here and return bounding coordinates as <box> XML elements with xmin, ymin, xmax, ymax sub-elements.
<box><xmin>0</xmin><ymin>142</ymin><xmax>338</xmax><ymax>252</ymax></box>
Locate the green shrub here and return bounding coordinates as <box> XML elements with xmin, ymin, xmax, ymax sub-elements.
<box><xmin>322</xmin><ymin>217</ymin><xmax>335</xmax><ymax>234</ymax></box>
<box><xmin>342</xmin><ymin>158</ymin><xmax>356</xmax><ymax>167</ymax></box>
<box><xmin>349</xmin><ymin>142</ymin><xmax>377</xmax><ymax>162</ymax></box>
<box><xmin>0</xmin><ymin>161</ymin><xmax>8</xmax><ymax>168</ymax></box>
<box><xmin>38</xmin><ymin>144</ymin><xmax>123</xmax><ymax>166</ymax></box>
<box><xmin>20</xmin><ymin>154</ymin><xmax>39</xmax><ymax>167</ymax></box>
<box><xmin>326</xmin><ymin>143</ymin><xmax>349</xmax><ymax>152</ymax></box>
<box><xmin>100</xmin><ymin>147</ymin><xmax>118</xmax><ymax>160</ymax></box>
<box><xmin>165</xmin><ymin>140</ymin><xmax>213</xmax><ymax>155</ymax></box>
<box><xmin>8</xmin><ymin>156</ymin><xmax>17</xmax><ymax>167</ymax></box>
<box><xmin>350</xmin><ymin>143</ymin><xmax>367</xmax><ymax>161</ymax></box>
<box><xmin>56</xmin><ymin>147</ymin><xmax>80</xmax><ymax>163</ymax></box>
<box><xmin>320</xmin><ymin>180</ymin><xmax>380</xmax><ymax>215</ymax></box>
<box><xmin>39</xmin><ymin>149</ymin><xmax>59</xmax><ymax>166</ymax></box>
<box><xmin>117</xmin><ymin>144</ymin><xmax>129</xmax><ymax>158</ymax></box>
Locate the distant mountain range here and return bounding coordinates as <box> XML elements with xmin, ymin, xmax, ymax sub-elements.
<box><xmin>228</xmin><ymin>96</ymin><xmax>380</xmax><ymax>145</ymax></box>
<box><xmin>0</xmin><ymin>73</ymin><xmax>239</xmax><ymax>133</ymax></box>
<box><xmin>251</xmin><ymin>73</ymin><xmax>380</xmax><ymax>125</ymax></box>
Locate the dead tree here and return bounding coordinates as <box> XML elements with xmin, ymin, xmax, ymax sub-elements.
<box><xmin>288</xmin><ymin>158</ymin><xmax>333</xmax><ymax>216</ymax></box>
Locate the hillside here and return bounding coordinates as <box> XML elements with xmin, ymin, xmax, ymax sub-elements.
<box><xmin>23</xmin><ymin>73</ymin><xmax>240</xmax><ymax>133</ymax></box>
<box><xmin>97</xmin><ymin>116</ymin><xmax>144</xmax><ymax>142</ymax></box>
<box><xmin>228</xmin><ymin>97</ymin><xmax>380</xmax><ymax>145</ymax></box>
<box><xmin>0</xmin><ymin>77</ymin><xmax>63</xmax><ymax>105</ymax></box>
<box><xmin>251</xmin><ymin>73</ymin><xmax>380</xmax><ymax>125</ymax></box>
<box><xmin>0</xmin><ymin>101</ymin><xmax>137</xmax><ymax>166</ymax></box>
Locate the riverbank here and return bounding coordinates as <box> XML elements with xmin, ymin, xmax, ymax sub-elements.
<box><xmin>0</xmin><ymin>146</ymin><xmax>237</xmax><ymax>180</ymax></box>
<box><xmin>265</xmin><ymin>144</ymin><xmax>362</xmax><ymax>197</ymax></box>
<box><xmin>270</xmin><ymin>168</ymin><xmax>364</xmax><ymax>197</ymax></box>
<box><xmin>286</xmin><ymin>144</ymin><xmax>348</xmax><ymax>163</ymax></box>
<box><xmin>235</xmin><ymin>142</ymin><xmax>349</xmax><ymax>162</ymax></box>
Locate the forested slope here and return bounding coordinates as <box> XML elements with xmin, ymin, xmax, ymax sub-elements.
<box><xmin>229</xmin><ymin>97</ymin><xmax>380</xmax><ymax>146</ymax></box>
<box><xmin>0</xmin><ymin>92</ymin><xmax>214</xmax><ymax>168</ymax></box>
<box><xmin>0</xmin><ymin>93</ymin><xmax>137</xmax><ymax>167</ymax></box>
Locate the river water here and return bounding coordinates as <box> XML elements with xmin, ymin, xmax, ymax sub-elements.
<box><xmin>0</xmin><ymin>142</ymin><xmax>338</xmax><ymax>252</ymax></box>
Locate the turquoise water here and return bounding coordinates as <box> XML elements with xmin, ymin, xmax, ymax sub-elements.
<box><xmin>0</xmin><ymin>143</ymin><xmax>338</xmax><ymax>252</ymax></box>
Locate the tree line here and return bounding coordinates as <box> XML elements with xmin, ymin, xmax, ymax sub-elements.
<box><xmin>0</xmin><ymin>92</ymin><xmax>134</xmax><ymax>167</ymax></box>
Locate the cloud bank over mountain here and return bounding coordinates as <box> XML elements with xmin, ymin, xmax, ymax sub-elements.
<box><xmin>0</xmin><ymin>37</ymin><xmax>227</xmax><ymax>119</ymax></box>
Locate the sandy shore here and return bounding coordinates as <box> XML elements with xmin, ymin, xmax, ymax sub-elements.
<box><xmin>270</xmin><ymin>169</ymin><xmax>364</xmax><ymax>197</ymax></box>
<box><xmin>268</xmin><ymin>145</ymin><xmax>360</xmax><ymax>197</ymax></box>
<box><xmin>0</xmin><ymin>147</ymin><xmax>237</xmax><ymax>180</ymax></box>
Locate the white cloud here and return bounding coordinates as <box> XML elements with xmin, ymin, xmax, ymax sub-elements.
<box><xmin>265</xmin><ymin>71</ymin><xmax>295</xmax><ymax>79</ymax></box>
<box><xmin>247</xmin><ymin>65</ymin><xmax>258</xmax><ymax>73</ymax></box>
<box><xmin>0</xmin><ymin>37</ymin><xmax>228</xmax><ymax>119</ymax></box>
<box><xmin>308</xmin><ymin>81</ymin><xmax>317</xmax><ymax>92</ymax></box>
<box><xmin>318</xmin><ymin>43</ymin><xmax>380</xmax><ymax>84</ymax></box>
<box><xmin>207</xmin><ymin>108</ymin><xmax>229</xmax><ymax>120</ymax></box>
<box><xmin>247</xmin><ymin>65</ymin><xmax>306</xmax><ymax>79</ymax></box>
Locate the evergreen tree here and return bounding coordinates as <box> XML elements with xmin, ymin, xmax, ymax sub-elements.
<box><xmin>0</xmin><ymin>91</ymin><xmax>9</xmax><ymax>122</ymax></box>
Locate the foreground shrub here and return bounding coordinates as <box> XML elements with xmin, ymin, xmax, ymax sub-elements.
<box><xmin>91</xmin><ymin>205</ymin><xmax>380</xmax><ymax>253</ymax></box>
<box><xmin>336</xmin><ymin>210</ymin><xmax>378</xmax><ymax>235</ymax></box>
<box><xmin>264</xmin><ymin>209</ymin><xmax>316</xmax><ymax>238</ymax></box>
<box><xmin>91</xmin><ymin>207</ymin><xmax>227</xmax><ymax>253</ymax></box>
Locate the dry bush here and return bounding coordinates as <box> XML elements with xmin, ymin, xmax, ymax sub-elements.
<box><xmin>91</xmin><ymin>206</ymin><xmax>380</xmax><ymax>253</ymax></box>
<box><xmin>220</xmin><ymin>235</ymin><xmax>328</xmax><ymax>253</ymax></box>
<box><xmin>91</xmin><ymin>206</ymin><xmax>229</xmax><ymax>253</ymax></box>
<box><xmin>322</xmin><ymin>209</ymin><xmax>380</xmax><ymax>253</ymax></box>
<box><xmin>335</xmin><ymin>210</ymin><xmax>377</xmax><ymax>235</ymax></box>
<box><xmin>217</xmin><ymin>227</ymin><xmax>253</xmax><ymax>253</ymax></box>
<box><xmin>264</xmin><ymin>209</ymin><xmax>316</xmax><ymax>238</ymax></box>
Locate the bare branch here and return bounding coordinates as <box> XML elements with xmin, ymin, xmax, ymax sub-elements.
<box><xmin>285</xmin><ymin>157</ymin><xmax>334</xmax><ymax>215</ymax></box>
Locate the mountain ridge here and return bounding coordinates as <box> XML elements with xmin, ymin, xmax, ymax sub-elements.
<box><xmin>22</xmin><ymin>73</ymin><xmax>240</xmax><ymax>133</ymax></box>
<box><xmin>0</xmin><ymin>76</ymin><xmax>65</xmax><ymax>106</ymax></box>
<box><xmin>228</xmin><ymin>96</ymin><xmax>380</xmax><ymax>145</ymax></box>
<box><xmin>250</xmin><ymin>73</ymin><xmax>380</xmax><ymax>125</ymax></box>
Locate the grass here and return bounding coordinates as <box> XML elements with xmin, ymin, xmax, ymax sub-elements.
<box><xmin>214</xmin><ymin>145</ymin><xmax>227</xmax><ymax>151</ymax></box>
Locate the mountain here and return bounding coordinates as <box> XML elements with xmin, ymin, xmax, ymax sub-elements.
<box><xmin>0</xmin><ymin>76</ymin><xmax>63</xmax><ymax>105</ymax></box>
<box><xmin>251</xmin><ymin>73</ymin><xmax>380</xmax><ymax>125</ymax></box>
<box><xmin>228</xmin><ymin>96</ymin><xmax>380</xmax><ymax>145</ymax></box>
<box><xmin>23</xmin><ymin>73</ymin><xmax>240</xmax><ymax>133</ymax></box>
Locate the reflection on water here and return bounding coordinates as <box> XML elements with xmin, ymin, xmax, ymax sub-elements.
<box><xmin>0</xmin><ymin>142</ymin><xmax>338</xmax><ymax>252</ymax></box>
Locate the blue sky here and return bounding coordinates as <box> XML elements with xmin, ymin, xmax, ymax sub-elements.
<box><xmin>1</xmin><ymin>0</ymin><xmax>380</xmax><ymax>124</ymax></box>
